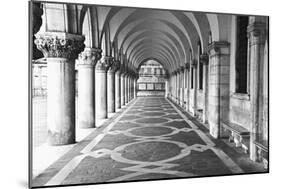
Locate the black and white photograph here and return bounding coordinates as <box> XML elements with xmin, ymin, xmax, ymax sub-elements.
<box><xmin>28</xmin><ymin>0</ymin><xmax>269</xmax><ymax>188</ymax></box>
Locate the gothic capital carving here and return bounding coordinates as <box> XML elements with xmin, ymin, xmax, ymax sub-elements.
<box><xmin>77</xmin><ymin>48</ymin><xmax>102</xmax><ymax>66</ymax></box>
<box><xmin>120</xmin><ymin>64</ymin><xmax>127</xmax><ymax>75</ymax></box>
<box><xmin>35</xmin><ymin>32</ymin><xmax>85</xmax><ymax>60</ymax></box>
<box><xmin>207</xmin><ymin>41</ymin><xmax>230</xmax><ymax>56</ymax></box>
<box><xmin>180</xmin><ymin>66</ymin><xmax>185</xmax><ymax>73</ymax></box>
<box><xmin>95</xmin><ymin>56</ymin><xmax>114</xmax><ymax>71</ymax></box>
<box><xmin>191</xmin><ymin>59</ymin><xmax>197</xmax><ymax>68</ymax></box>
<box><xmin>200</xmin><ymin>53</ymin><xmax>209</xmax><ymax>65</ymax></box>
<box><xmin>247</xmin><ymin>22</ymin><xmax>267</xmax><ymax>45</ymax></box>
<box><xmin>185</xmin><ymin>62</ymin><xmax>190</xmax><ymax>70</ymax></box>
<box><xmin>108</xmin><ymin>59</ymin><xmax>121</xmax><ymax>73</ymax></box>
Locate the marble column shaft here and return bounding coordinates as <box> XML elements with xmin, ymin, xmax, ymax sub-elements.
<box><xmin>207</xmin><ymin>41</ymin><xmax>230</xmax><ymax>138</ymax></box>
<box><xmin>35</xmin><ymin>32</ymin><xmax>85</xmax><ymax>145</ymax></box>
<box><xmin>77</xmin><ymin>48</ymin><xmax>101</xmax><ymax>128</ymax></box>
<box><xmin>95</xmin><ymin>57</ymin><xmax>112</xmax><ymax>120</ymax></box>
<box><xmin>107</xmin><ymin>59</ymin><xmax>120</xmax><ymax>113</ymax></box>
<box><xmin>115</xmin><ymin>68</ymin><xmax>121</xmax><ymax>109</ymax></box>
<box><xmin>191</xmin><ymin>60</ymin><xmax>198</xmax><ymax>116</ymax></box>
<box><xmin>248</xmin><ymin>21</ymin><xmax>267</xmax><ymax>161</ymax></box>
<box><xmin>121</xmin><ymin>72</ymin><xmax>126</xmax><ymax>106</ymax></box>
<box><xmin>201</xmin><ymin>54</ymin><xmax>209</xmax><ymax>123</ymax></box>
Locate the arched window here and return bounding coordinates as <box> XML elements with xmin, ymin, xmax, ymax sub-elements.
<box><xmin>235</xmin><ymin>16</ymin><xmax>249</xmax><ymax>94</ymax></box>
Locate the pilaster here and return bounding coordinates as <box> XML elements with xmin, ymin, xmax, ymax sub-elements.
<box><xmin>207</xmin><ymin>41</ymin><xmax>230</xmax><ymax>138</ymax></box>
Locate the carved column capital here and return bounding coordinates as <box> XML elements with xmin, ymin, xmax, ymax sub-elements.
<box><xmin>95</xmin><ymin>56</ymin><xmax>114</xmax><ymax>71</ymax></box>
<box><xmin>207</xmin><ymin>41</ymin><xmax>230</xmax><ymax>57</ymax></box>
<box><xmin>180</xmin><ymin>66</ymin><xmax>185</xmax><ymax>73</ymax></box>
<box><xmin>200</xmin><ymin>53</ymin><xmax>209</xmax><ymax>65</ymax></box>
<box><xmin>108</xmin><ymin>59</ymin><xmax>121</xmax><ymax>73</ymax></box>
<box><xmin>185</xmin><ymin>62</ymin><xmax>190</xmax><ymax>70</ymax></box>
<box><xmin>191</xmin><ymin>59</ymin><xmax>197</xmax><ymax>68</ymax></box>
<box><xmin>34</xmin><ymin>32</ymin><xmax>85</xmax><ymax>60</ymax></box>
<box><xmin>171</xmin><ymin>71</ymin><xmax>177</xmax><ymax>76</ymax></box>
<box><xmin>77</xmin><ymin>47</ymin><xmax>102</xmax><ymax>66</ymax></box>
<box><xmin>247</xmin><ymin>22</ymin><xmax>267</xmax><ymax>45</ymax></box>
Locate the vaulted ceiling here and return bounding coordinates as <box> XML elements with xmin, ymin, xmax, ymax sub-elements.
<box><xmin>38</xmin><ymin>3</ymin><xmax>233</xmax><ymax>74</ymax></box>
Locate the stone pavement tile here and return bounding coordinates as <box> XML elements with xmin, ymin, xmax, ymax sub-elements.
<box><xmin>169</xmin><ymin>99</ymin><xmax>266</xmax><ymax>173</ymax></box>
<box><xmin>120</xmin><ymin>115</ymin><xmax>141</xmax><ymax>121</ymax></box>
<box><xmin>170</xmin><ymin>150</ymin><xmax>232</xmax><ymax>176</ymax></box>
<box><xmin>135</xmin><ymin>117</ymin><xmax>169</xmax><ymax>124</ymax></box>
<box><xmin>141</xmin><ymin>108</ymin><xmax>164</xmax><ymax>111</ymax></box>
<box><xmin>33</xmin><ymin>97</ymin><xmax>266</xmax><ymax>187</ymax></box>
<box><xmin>130</xmin><ymin>126</ymin><xmax>173</xmax><ymax>137</ymax></box>
<box><xmin>32</xmin><ymin>103</ymin><xmax>133</xmax><ymax>186</ymax></box>
<box><xmin>94</xmin><ymin>134</ymin><xmax>137</xmax><ymax>150</ymax></box>
<box><xmin>163</xmin><ymin>114</ymin><xmax>183</xmax><ymax>119</ymax></box>
<box><xmin>120</xmin><ymin>141</ymin><xmax>182</xmax><ymax>162</ymax></box>
<box><xmin>163</xmin><ymin>109</ymin><xmax>178</xmax><ymax>113</ymax></box>
<box><xmin>126</xmin><ymin>110</ymin><xmax>144</xmax><ymax>114</ymax></box>
<box><xmin>164</xmin><ymin>120</ymin><xmax>192</xmax><ymax>129</ymax></box>
<box><xmin>138</xmin><ymin>112</ymin><xmax>166</xmax><ymax>117</ymax></box>
<box><xmin>62</xmin><ymin>156</ymin><xmax>133</xmax><ymax>185</ymax></box>
<box><xmin>111</xmin><ymin>122</ymin><xmax>141</xmax><ymax>131</ymax></box>
<box><xmin>125</xmin><ymin>173</ymin><xmax>179</xmax><ymax>181</ymax></box>
<box><xmin>169</xmin><ymin>131</ymin><xmax>206</xmax><ymax>146</ymax></box>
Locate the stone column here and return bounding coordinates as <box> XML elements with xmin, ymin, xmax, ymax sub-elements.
<box><xmin>176</xmin><ymin>70</ymin><xmax>179</xmax><ymax>104</ymax></box>
<box><xmin>180</xmin><ymin>67</ymin><xmax>185</xmax><ymax>107</ymax></box>
<box><xmin>77</xmin><ymin>48</ymin><xmax>101</xmax><ymax>128</ymax></box>
<box><xmin>134</xmin><ymin>76</ymin><xmax>138</xmax><ymax>98</ymax></box>
<box><xmin>165</xmin><ymin>75</ymin><xmax>169</xmax><ymax>98</ymax></box>
<box><xmin>107</xmin><ymin>58</ymin><xmax>119</xmax><ymax>113</ymax></box>
<box><xmin>128</xmin><ymin>75</ymin><xmax>132</xmax><ymax>101</ymax></box>
<box><xmin>121</xmin><ymin>72</ymin><xmax>126</xmax><ymax>106</ymax></box>
<box><xmin>95</xmin><ymin>56</ymin><xmax>112</xmax><ymax>120</ymax></box>
<box><xmin>207</xmin><ymin>41</ymin><xmax>230</xmax><ymax>138</ymax></box>
<box><xmin>247</xmin><ymin>20</ymin><xmax>267</xmax><ymax>161</ymax></box>
<box><xmin>185</xmin><ymin>63</ymin><xmax>190</xmax><ymax>112</ymax></box>
<box><xmin>191</xmin><ymin>59</ymin><xmax>198</xmax><ymax>116</ymax></box>
<box><xmin>172</xmin><ymin>71</ymin><xmax>177</xmax><ymax>102</ymax></box>
<box><xmin>125</xmin><ymin>74</ymin><xmax>129</xmax><ymax>104</ymax></box>
<box><xmin>35</xmin><ymin>32</ymin><xmax>85</xmax><ymax>145</ymax></box>
<box><xmin>115</xmin><ymin>61</ymin><xmax>121</xmax><ymax>109</ymax></box>
<box><xmin>200</xmin><ymin>53</ymin><xmax>209</xmax><ymax>124</ymax></box>
<box><xmin>131</xmin><ymin>76</ymin><xmax>135</xmax><ymax>99</ymax></box>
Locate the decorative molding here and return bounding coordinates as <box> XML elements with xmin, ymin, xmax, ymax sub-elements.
<box><xmin>191</xmin><ymin>59</ymin><xmax>197</xmax><ymax>68</ymax></box>
<box><xmin>231</xmin><ymin>92</ymin><xmax>250</xmax><ymax>101</ymax></box>
<box><xmin>184</xmin><ymin>62</ymin><xmax>190</xmax><ymax>70</ymax></box>
<box><xmin>207</xmin><ymin>41</ymin><xmax>230</xmax><ymax>57</ymax></box>
<box><xmin>108</xmin><ymin>59</ymin><xmax>121</xmax><ymax>73</ymax></box>
<box><xmin>35</xmin><ymin>32</ymin><xmax>85</xmax><ymax>60</ymax></box>
<box><xmin>96</xmin><ymin>56</ymin><xmax>114</xmax><ymax>71</ymax></box>
<box><xmin>200</xmin><ymin>53</ymin><xmax>209</xmax><ymax>65</ymax></box>
<box><xmin>180</xmin><ymin>66</ymin><xmax>185</xmax><ymax>73</ymax></box>
<box><xmin>247</xmin><ymin>22</ymin><xmax>267</xmax><ymax>45</ymax></box>
<box><xmin>77</xmin><ymin>47</ymin><xmax>102</xmax><ymax>66</ymax></box>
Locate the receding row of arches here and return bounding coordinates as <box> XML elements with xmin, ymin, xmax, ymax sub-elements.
<box><xmin>31</xmin><ymin>1</ymin><xmax>268</xmax><ymax>168</ymax></box>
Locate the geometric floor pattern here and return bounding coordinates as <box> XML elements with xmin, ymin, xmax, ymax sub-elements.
<box><xmin>32</xmin><ymin>97</ymin><xmax>264</xmax><ymax>187</ymax></box>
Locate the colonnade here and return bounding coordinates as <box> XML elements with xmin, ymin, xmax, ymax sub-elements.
<box><xmin>35</xmin><ymin>35</ymin><xmax>138</xmax><ymax>145</ymax></box>
<box><xmin>32</xmin><ymin>2</ymin><xmax>268</xmax><ymax>165</ymax></box>
<box><xmin>166</xmin><ymin>18</ymin><xmax>268</xmax><ymax>162</ymax></box>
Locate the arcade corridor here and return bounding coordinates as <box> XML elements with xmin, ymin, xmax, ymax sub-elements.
<box><xmin>30</xmin><ymin>1</ymin><xmax>269</xmax><ymax>187</ymax></box>
<box><xmin>32</xmin><ymin>97</ymin><xmax>264</xmax><ymax>187</ymax></box>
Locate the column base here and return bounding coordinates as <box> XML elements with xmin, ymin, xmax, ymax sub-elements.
<box><xmin>47</xmin><ymin>130</ymin><xmax>75</xmax><ymax>146</ymax></box>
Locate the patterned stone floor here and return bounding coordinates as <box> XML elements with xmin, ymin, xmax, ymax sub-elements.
<box><xmin>32</xmin><ymin>97</ymin><xmax>265</xmax><ymax>187</ymax></box>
